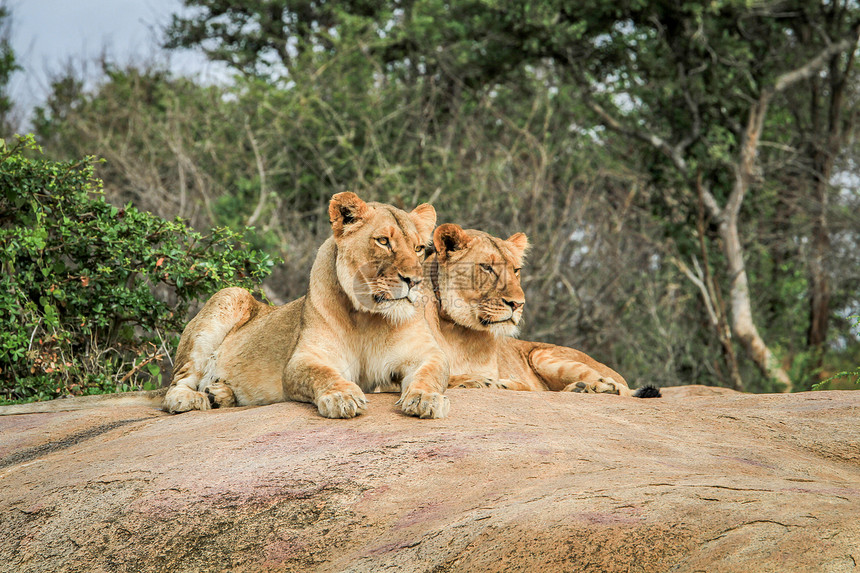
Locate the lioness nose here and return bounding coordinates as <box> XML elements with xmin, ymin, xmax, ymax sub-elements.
<box><xmin>399</xmin><ymin>274</ymin><xmax>421</xmax><ymax>289</ymax></box>
<box><xmin>504</xmin><ymin>299</ymin><xmax>523</xmax><ymax>311</ymax></box>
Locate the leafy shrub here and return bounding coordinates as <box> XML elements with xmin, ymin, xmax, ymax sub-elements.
<box><xmin>812</xmin><ymin>315</ymin><xmax>860</xmax><ymax>391</ymax></box>
<box><xmin>0</xmin><ymin>135</ymin><xmax>276</xmax><ymax>403</ymax></box>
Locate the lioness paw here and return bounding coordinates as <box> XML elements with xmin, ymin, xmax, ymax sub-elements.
<box><xmin>398</xmin><ymin>389</ymin><xmax>450</xmax><ymax>419</ymax></box>
<box><xmin>204</xmin><ymin>381</ymin><xmax>237</xmax><ymax>409</ymax></box>
<box><xmin>164</xmin><ymin>386</ymin><xmax>212</xmax><ymax>413</ymax></box>
<box><xmin>448</xmin><ymin>374</ymin><xmax>507</xmax><ymax>389</ymax></box>
<box><xmin>317</xmin><ymin>385</ymin><xmax>368</xmax><ymax>419</ymax></box>
<box><xmin>562</xmin><ymin>377</ymin><xmax>629</xmax><ymax>396</ymax></box>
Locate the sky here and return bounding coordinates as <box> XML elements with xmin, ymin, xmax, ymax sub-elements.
<box><xmin>6</xmin><ymin>0</ymin><xmax>226</xmax><ymax>126</ymax></box>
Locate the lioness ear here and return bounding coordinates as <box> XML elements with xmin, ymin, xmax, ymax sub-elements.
<box><xmin>329</xmin><ymin>192</ymin><xmax>370</xmax><ymax>238</ymax></box>
<box><xmin>409</xmin><ymin>203</ymin><xmax>437</xmax><ymax>243</ymax></box>
<box><xmin>434</xmin><ymin>223</ymin><xmax>471</xmax><ymax>260</ymax></box>
<box><xmin>506</xmin><ymin>232</ymin><xmax>529</xmax><ymax>259</ymax></box>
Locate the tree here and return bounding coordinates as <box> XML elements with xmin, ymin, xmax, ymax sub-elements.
<box><xmin>781</xmin><ymin>7</ymin><xmax>860</xmax><ymax>363</ymax></box>
<box><xmin>370</xmin><ymin>0</ymin><xmax>860</xmax><ymax>391</ymax></box>
<box><xmin>164</xmin><ymin>0</ymin><xmax>397</xmax><ymax>77</ymax></box>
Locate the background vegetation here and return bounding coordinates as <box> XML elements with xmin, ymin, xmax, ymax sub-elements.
<box><xmin>2</xmin><ymin>1</ymin><xmax>859</xmax><ymax>397</ymax></box>
<box><xmin>0</xmin><ymin>135</ymin><xmax>274</xmax><ymax>402</ymax></box>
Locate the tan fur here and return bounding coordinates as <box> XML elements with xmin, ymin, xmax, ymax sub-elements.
<box><xmin>163</xmin><ymin>192</ymin><xmax>450</xmax><ymax>419</ymax></box>
<box><xmin>428</xmin><ymin>224</ymin><xmax>631</xmax><ymax>397</ymax></box>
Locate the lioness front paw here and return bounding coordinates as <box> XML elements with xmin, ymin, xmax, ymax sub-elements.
<box><xmin>563</xmin><ymin>377</ymin><xmax>629</xmax><ymax>396</ymax></box>
<box><xmin>398</xmin><ymin>389</ymin><xmax>450</xmax><ymax>419</ymax></box>
<box><xmin>317</xmin><ymin>384</ymin><xmax>368</xmax><ymax>419</ymax></box>
<box><xmin>448</xmin><ymin>374</ymin><xmax>503</xmax><ymax>389</ymax></box>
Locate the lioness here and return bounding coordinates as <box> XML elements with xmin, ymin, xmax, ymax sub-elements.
<box><xmin>428</xmin><ymin>223</ymin><xmax>651</xmax><ymax>397</ymax></box>
<box><xmin>163</xmin><ymin>192</ymin><xmax>450</xmax><ymax>419</ymax></box>
<box><xmin>0</xmin><ymin>193</ymin><xmax>450</xmax><ymax>419</ymax></box>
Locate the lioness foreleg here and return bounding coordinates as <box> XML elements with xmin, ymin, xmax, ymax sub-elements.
<box><xmin>283</xmin><ymin>358</ymin><xmax>368</xmax><ymax>419</ymax></box>
<box><xmin>447</xmin><ymin>374</ymin><xmax>497</xmax><ymax>389</ymax></box>
<box><xmin>561</xmin><ymin>378</ymin><xmax>628</xmax><ymax>395</ymax></box>
<box><xmin>398</xmin><ymin>354</ymin><xmax>450</xmax><ymax>419</ymax></box>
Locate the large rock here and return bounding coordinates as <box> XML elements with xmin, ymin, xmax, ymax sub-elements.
<box><xmin>1</xmin><ymin>389</ymin><xmax>858</xmax><ymax>572</ymax></box>
<box><xmin>660</xmin><ymin>384</ymin><xmax>742</xmax><ymax>398</ymax></box>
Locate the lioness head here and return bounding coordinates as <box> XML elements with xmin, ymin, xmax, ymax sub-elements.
<box><xmin>329</xmin><ymin>192</ymin><xmax>436</xmax><ymax>324</ymax></box>
<box><xmin>431</xmin><ymin>223</ymin><xmax>528</xmax><ymax>337</ymax></box>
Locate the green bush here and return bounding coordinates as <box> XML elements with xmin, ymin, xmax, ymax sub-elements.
<box><xmin>0</xmin><ymin>135</ymin><xmax>276</xmax><ymax>403</ymax></box>
<box><xmin>812</xmin><ymin>315</ymin><xmax>860</xmax><ymax>391</ymax></box>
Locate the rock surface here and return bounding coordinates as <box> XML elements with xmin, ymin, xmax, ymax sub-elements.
<box><xmin>0</xmin><ymin>389</ymin><xmax>858</xmax><ymax>573</ymax></box>
<box><xmin>660</xmin><ymin>384</ymin><xmax>742</xmax><ymax>398</ymax></box>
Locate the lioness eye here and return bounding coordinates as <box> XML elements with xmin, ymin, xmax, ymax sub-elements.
<box><xmin>514</xmin><ymin>268</ymin><xmax>521</xmax><ymax>276</ymax></box>
<box><xmin>376</xmin><ymin>237</ymin><xmax>390</xmax><ymax>246</ymax></box>
<box><xmin>480</xmin><ymin>263</ymin><xmax>494</xmax><ymax>274</ymax></box>
<box><xmin>415</xmin><ymin>245</ymin><xmax>424</xmax><ymax>253</ymax></box>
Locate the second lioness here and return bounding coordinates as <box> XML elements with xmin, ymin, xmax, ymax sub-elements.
<box><xmin>164</xmin><ymin>192</ymin><xmax>450</xmax><ymax>419</ymax></box>
<box><xmin>428</xmin><ymin>223</ymin><xmax>634</xmax><ymax>396</ymax></box>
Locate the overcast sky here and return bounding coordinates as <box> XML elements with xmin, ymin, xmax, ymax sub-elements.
<box><xmin>7</xmin><ymin>0</ymin><xmax>225</xmax><ymax>124</ymax></box>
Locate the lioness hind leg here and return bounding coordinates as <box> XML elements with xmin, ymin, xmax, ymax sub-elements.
<box><xmin>447</xmin><ymin>375</ymin><xmax>532</xmax><ymax>391</ymax></box>
<box><xmin>204</xmin><ymin>381</ymin><xmax>237</xmax><ymax>408</ymax></box>
<box><xmin>164</xmin><ymin>384</ymin><xmax>211</xmax><ymax>413</ymax></box>
<box><xmin>529</xmin><ymin>347</ymin><xmax>631</xmax><ymax>396</ymax></box>
<box><xmin>562</xmin><ymin>377</ymin><xmax>627</xmax><ymax>395</ymax></box>
<box><xmin>165</xmin><ymin>377</ymin><xmax>237</xmax><ymax>413</ymax></box>
<box><xmin>447</xmin><ymin>374</ymin><xmax>498</xmax><ymax>389</ymax></box>
<box><xmin>164</xmin><ymin>287</ymin><xmax>263</xmax><ymax>413</ymax></box>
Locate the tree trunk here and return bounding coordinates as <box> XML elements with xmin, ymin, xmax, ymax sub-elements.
<box><xmin>719</xmin><ymin>215</ymin><xmax>794</xmax><ymax>391</ymax></box>
<box><xmin>805</xmin><ymin>45</ymin><xmax>856</xmax><ymax>355</ymax></box>
<box><xmin>696</xmin><ymin>178</ymin><xmax>745</xmax><ymax>392</ymax></box>
<box><xmin>807</xmin><ymin>188</ymin><xmax>832</xmax><ymax>352</ymax></box>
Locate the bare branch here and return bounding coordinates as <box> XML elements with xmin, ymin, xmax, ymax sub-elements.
<box><xmin>245</xmin><ymin>121</ymin><xmax>268</xmax><ymax>227</ymax></box>
<box><xmin>773</xmin><ymin>23</ymin><xmax>860</xmax><ymax>94</ymax></box>
<box><xmin>675</xmin><ymin>62</ymin><xmax>702</xmax><ymax>154</ymax></box>
<box><xmin>729</xmin><ymin>23</ymin><xmax>860</xmax><ymax>219</ymax></box>
<box><xmin>698</xmin><ymin>179</ymin><xmax>724</xmax><ymax>221</ymax></box>
<box><xmin>672</xmin><ymin>256</ymin><xmax>719</xmax><ymax>326</ymax></box>
<box><xmin>585</xmin><ymin>100</ymin><xmax>689</xmax><ymax>174</ymax></box>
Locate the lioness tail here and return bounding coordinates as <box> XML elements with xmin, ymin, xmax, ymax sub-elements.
<box><xmin>632</xmin><ymin>384</ymin><xmax>662</xmax><ymax>399</ymax></box>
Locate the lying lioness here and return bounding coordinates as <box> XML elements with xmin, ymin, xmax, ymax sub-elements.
<box><xmin>0</xmin><ymin>193</ymin><xmax>451</xmax><ymax>418</ymax></box>
<box><xmin>428</xmin><ymin>223</ymin><xmax>653</xmax><ymax>397</ymax></box>
<box><xmin>163</xmin><ymin>192</ymin><xmax>450</xmax><ymax>418</ymax></box>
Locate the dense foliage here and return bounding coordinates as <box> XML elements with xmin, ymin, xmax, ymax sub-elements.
<box><xmin>0</xmin><ymin>136</ymin><xmax>275</xmax><ymax>402</ymax></box>
<box><xmin>6</xmin><ymin>0</ymin><xmax>859</xmax><ymax>394</ymax></box>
